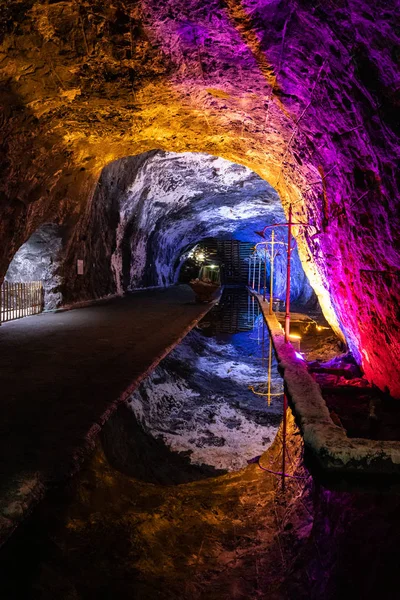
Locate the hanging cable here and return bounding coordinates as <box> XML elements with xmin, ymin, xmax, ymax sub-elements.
<box><xmin>257</xmin><ymin>456</ymin><xmax>308</xmax><ymax>480</ymax></box>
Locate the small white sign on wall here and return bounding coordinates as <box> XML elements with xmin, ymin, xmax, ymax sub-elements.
<box><xmin>77</xmin><ymin>259</ymin><xmax>84</xmax><ymax>275</ymax></box>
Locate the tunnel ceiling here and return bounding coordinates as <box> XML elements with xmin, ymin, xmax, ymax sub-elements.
<box><xmin>1</xmin><ymin>0</ymin><xmax>400</xmax><ymax>396</ymax></box>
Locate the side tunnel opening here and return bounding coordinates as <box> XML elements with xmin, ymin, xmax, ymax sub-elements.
<box><xmin>4</xmin><ymin>223</ymin><xmax>65</xmax><ymax>311</ymax></box>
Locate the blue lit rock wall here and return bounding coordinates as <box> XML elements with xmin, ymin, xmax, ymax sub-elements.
<box><xmin>126</xmin><ymin>324</ymin><xmax>283</xmax><ymax>473</ymax></box>
<box><xmin>5</xmin><ymin>224</ymin><xmax>64</xmax><ymax>309</ymax></box>
<box><xmin>74</xmin><ymin>151</ymin><xmax>315</xmax><ymax>304</ymax></box>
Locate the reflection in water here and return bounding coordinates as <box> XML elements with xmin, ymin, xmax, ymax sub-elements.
<box><xmin>0</xmin><ymin>291</ymin><xmax>295</xmax><ymax>600</ymax></box>
<box><xmin>249</xmin><ymin>336</ymin><xmax>282</xmax><ymax>406</ymax></box>
<box><xmin>126</xmin><ymin>289</ymin><xmax>284</xmax><ymax>474</ymax></box>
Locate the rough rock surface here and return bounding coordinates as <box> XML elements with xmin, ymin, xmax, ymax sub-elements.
<box><xmin>5</xmin><ymin>223</ymin><xmax>64</xmax><ymax>309</ymax></box>
<box><xmin>1</xmin><ymin>1</ymin><xmax>400</xmax><ymax>395</ymax></box>
<box><xmin>128</xmin><ymin>324</ymin><xmax>283</xmax><ymax>472</ymax></box>
<box><xmin>253</xmin><ymin>292</ymin><xmax>400</xmax><ymax>475</ymax></box>
<box><xmin>72</xmin><ymin>150</ymin><xmax>314</xmax><ymax>302</ymax></box>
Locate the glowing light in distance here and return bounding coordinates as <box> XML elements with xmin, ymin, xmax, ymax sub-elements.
<box><xmin>295</xmin><ymin>351</ymin><xmax>305</xmax><ymax>360</ymax></box>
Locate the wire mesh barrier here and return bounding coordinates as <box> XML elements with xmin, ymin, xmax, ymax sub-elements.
<box><xmin>0</xmin><ymin>281</ymin><xmax>44</xmax><ymax>323</ymax></box>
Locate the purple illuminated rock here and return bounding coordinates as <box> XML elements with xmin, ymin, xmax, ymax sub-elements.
<box><xmin>0</xmin><ymin>0</ymin><xmax>399</xmax><ymax>395</ymax></box>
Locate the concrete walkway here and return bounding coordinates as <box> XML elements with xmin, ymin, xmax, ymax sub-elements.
<box><xmin>0</xmin><ymin>285</ymin><xmax>215</xmax><ymax>545</ymax></box>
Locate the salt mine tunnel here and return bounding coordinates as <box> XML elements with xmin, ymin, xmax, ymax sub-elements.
<box><xmin>1</xmin><ymin>1</ymin><xmax>400</xmax><ymax>598</ymax></box>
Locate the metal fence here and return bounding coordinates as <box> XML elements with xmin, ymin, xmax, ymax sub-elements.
<box><xmin>0</xmin><ymin>281</ymin><xmax>43</xmax><ymax>323</ymax></box>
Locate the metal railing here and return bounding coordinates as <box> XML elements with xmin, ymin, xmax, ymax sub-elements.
<box><xmin>0</xmin><ymin>281</ymin><xmax>43</xmax><ymax>323</ymax></box>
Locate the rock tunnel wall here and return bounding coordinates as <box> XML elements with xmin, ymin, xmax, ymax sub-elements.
<box><xmin>5</xmin><ymin>223</ymin><xmax>64</xmax><ymax>309</ymax></box>
<box><xmin>0</xmin><ymin>0</ymin><xmax>399</xmax><ymax>395</ymax></box>
<box><xmin>68</xmin><ymin>150</ymin><xmax>315</xmax><ymax>304</ymax></box>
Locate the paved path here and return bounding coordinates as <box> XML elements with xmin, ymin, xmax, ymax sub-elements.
<box><xmin>0</xmin><ymin>285</ymin><xmax>214</xmax><ymax>544</ymax></box>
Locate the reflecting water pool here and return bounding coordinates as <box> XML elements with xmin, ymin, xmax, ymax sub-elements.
<box><xmin>125</xmin><ymin>289</ymin><xmax>284</xmax><ymax>475</ymax></box>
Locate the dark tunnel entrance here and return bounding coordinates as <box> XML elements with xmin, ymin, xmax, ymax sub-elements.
<box><xmin>177</xmin><ymin>235</ymin><xmax>317</xmax><ymax>306</ymax></box>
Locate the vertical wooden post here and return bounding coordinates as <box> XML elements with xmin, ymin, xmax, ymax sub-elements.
<box><xmin>269</xmin><ymin>230</ymin><xmax>275</xmax><ymax>315</ymax></box>
<box><xmin>285</xmin><ymin>205</ymin><xmax>292</xmax><ymax>343</ymax></box>
<box><xmin>267</xmin><ymin>337</ymin><xmax>272</xmax><ymax>407</ymax></box>
<box><xmin>262</xmin><ymin>319</ymin><xmax>265</xmax><ymax>366</ymax></box>
<box><xmin>263</xmin><ymin>243</ymin><xmax>267</xmax><ymax>302</ymax></box>
<box><xmin>282</xmin><ymin>391</ymin><xmax>288</xmax><ymax>492</ymax></box>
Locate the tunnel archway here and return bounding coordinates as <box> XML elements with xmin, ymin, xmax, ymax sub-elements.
<box><xmin>5</xmin><ymin>223</ymin><xmax>64</xmax><ymax>310</ymax></box>
<box><xmin>68</xmin><ymin>150</ymin><xmax>317</xmax><ymax>307</ymax></box>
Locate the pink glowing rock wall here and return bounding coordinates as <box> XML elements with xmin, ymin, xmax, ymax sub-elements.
<box><xmin>142</xmin><ymin>0</ymin><xmax>400</xmax><ymax>396</ymax></box>
<box><xmin>0</xmin><ymin>0</ymin><xmax>399</xmax><ymax>396</ymax></box>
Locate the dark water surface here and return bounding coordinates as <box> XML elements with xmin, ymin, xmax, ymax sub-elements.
<box><xmin>0</xmin><ymin>288</ymin><xmax>286</xmax><ymax>599</ymax></box>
